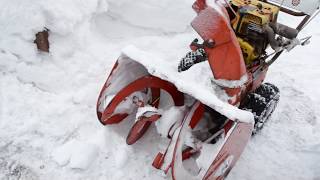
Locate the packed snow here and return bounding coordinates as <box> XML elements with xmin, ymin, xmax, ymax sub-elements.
<box><xmin>155</xmin><ymin>106</ymin><xmax>185</xmax><ymax>137</ymax></box>
<box><xmin>121</xmin><ymin>46</ymin><xmax>254</xmax><ymax>123</ymax></box>
<box><xmin>1</xmin><ymin>0</ymin><xmax>320</xmax><ymax>180</ymax></box>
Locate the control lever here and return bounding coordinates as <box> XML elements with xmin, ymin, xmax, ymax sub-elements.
<box><xmin>300</xmin><ymin>36</ymin><xmax>312</xmax><ymax>46</ymax></box>
<box><xmin>190</xmin><ymin>38</ymin><xmax>215</xmax><ymax>50</ymax></box>
<box><xmin>284</xmin><ymin>36</ymin><xmax>312</xmax><ymax>52</ymax></box>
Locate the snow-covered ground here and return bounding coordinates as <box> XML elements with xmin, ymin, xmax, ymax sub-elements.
<box><xmin>0</xmin><ymin>0</ymin><xmax>319</xmax><ymax>179</ymax></box>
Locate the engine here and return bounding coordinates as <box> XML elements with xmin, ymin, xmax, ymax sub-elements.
<box><xmin>230</xmin><ymin>0</ymin><xmax>280</xmax><ymax>65</ymax></box>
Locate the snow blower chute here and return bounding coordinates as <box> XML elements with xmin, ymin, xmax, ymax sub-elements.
<box><xmin>96</xmin><ymin>0</ymin><xmax>320</xmax><ymax>179</ymax></box>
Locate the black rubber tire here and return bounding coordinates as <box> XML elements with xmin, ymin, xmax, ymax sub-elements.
<box><xmin>254</xmin><ymin>83</ymin><xmax>279</xmax><ymax>101</ymax></box>
<box><xmin>241</xmin><ymin>83</ymin><xmax>280</xmax><ymax>134</ymax></box>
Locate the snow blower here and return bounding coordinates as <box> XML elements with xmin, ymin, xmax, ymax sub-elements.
<box><xmin>96</xmin><ymin>0</ymin><xmax>320</xmax><ymax>179</ymax></box>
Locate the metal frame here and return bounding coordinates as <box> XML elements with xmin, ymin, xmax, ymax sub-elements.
<box><xmin>265</xmin><ymin>0</ymin><xmax>320</xmax><ymax>16</ymax></box>
<box><xmin>266</xmin><ymin>0</ymin><xmax>306</xmax><ymax>16</ymax></box>
<box><xmin>265</xmin><ymin>14</ymin><xmax>311</xmax><ymax>66</ymax></box>
<box><xmin>264</xmin><ymin>0</ymin><xmax>315</xmax><ymax>66</ymax></box>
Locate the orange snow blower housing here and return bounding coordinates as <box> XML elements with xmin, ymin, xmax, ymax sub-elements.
<box><xmin>96</xmin><ymin>0</ymin><xmax>319</xmax><ymax>179</ymax></box>
<box><xmin>191</xmin><ymin>0</ymin><xmax>248</xmax><ymax>106</ymax></box>
<box><xmin>191</xmin><ymin>0</ymin><xmax>285</xmax><ymax>104</ymax></box>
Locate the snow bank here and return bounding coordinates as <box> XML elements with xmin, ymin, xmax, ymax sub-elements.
<box><xmin>0</xmin><ymin>0</ymin><xmax>108</xmax><ymax>38</ymax></box>
<box><xmin>107</xmin><ymin>0</ymin><xmax>195</xmax><ymax>33</ymax></box>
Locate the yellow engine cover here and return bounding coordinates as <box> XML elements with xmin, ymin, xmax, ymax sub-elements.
<box><xmin>237</xmin><ymin>38</ymin><xmax>258</xmax><ymax>65</ymax></box>
<box><xmin>230</xmin><ymin>0</ymin><xmax>280</xmax><ymax>64</ymax></box>
<box><xmin>231</xmin><ymin>0</ymin><xmax>280</xmax><ymax>26</ymax></box>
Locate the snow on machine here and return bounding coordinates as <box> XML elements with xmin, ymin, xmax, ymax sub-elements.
<box><xmin>96</xmin><ymin>0</ymin><xmax>320</xmax><ymax>179</ymax></box>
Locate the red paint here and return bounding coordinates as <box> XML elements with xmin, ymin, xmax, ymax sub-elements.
<box><xmin>96</xmin><ymin>61</ymin><xmax>119</xmax><ymax>120</ymax></box>
<box><xmin>191</xmin><ymin>7</ymin><xmax>247</xmax><ymax>100</ymax></box>
<box><xmin>189</xmin><ymin>102</ymin><xmax>205</xmax><ymax>129</ymax></box>
<box><xmin>192</xmin><ymin>0</ymin><xmax>207</xmax><ymax>13</ymax></box>
<box><xmin>204</xmin><ymin>123</ymin><xmax>253</xmax><ymax>179</ymax></box>
<box><xmin>127</xmin><ymin>114</ymin><xmax>161</xmax><ymax>145</ymax></box>
<box><xmin>99</xmin><ymin>75</ymin><xmax>184</xmax><ymax>125</ymax></box>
